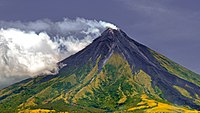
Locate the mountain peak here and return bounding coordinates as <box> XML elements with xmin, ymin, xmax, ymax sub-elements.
<box><xmin>105</xmin><ymin>27</ymin><xmax>120</xmax><ymax>33</ymax></box>
<box><xmin>59</xmin><ymin>28</ymin><xmax>200</xmax><ymax>111</ymax></box>
<box><xmin>1</xmin><ymin>28</ymin><xmax>200</xmax><ymax>112</ymax></box>
<box><xmin>98</xmin><ymin>28</ymin><xmax>127</xmax><ymax>44</ymax></box>
<box><xmin>101</xmin><ymin>28</ymin><xmax>121</xmax><ymax>37</ymax></box>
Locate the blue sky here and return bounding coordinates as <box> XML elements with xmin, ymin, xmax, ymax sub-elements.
<box><xmin>0</xmin><ymin>0</ymin><xmax>200</xmax><ymax>74</ymax></box>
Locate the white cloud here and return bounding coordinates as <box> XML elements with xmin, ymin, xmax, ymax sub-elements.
<box><xmin>0</xmin><ymin>28</ymin><xmax>59</xmax><ymax>76</ymax></box>
<box><xmin>0</xmin><ymin>18</ymin><xmax>117</xmax><ymax>89</ymax></box>
<box><xmin>0</xmin><ymin>18</ymin><xmax>118</xmax><ymax>36</ymax></box>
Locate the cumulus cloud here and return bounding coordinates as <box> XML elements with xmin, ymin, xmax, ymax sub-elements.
<box><xmin>0</xmin><ymin>18</ymin><xmax>117</xmax><ymax>89</ymax></box>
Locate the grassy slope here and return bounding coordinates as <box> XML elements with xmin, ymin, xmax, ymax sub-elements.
<box><xmin>1</xmin><ymin>53</ymin><xmax>199</xmax><ymax>112</ymax></box>
<box><xmin>0</xmin><ymin>60</ymin><xmax>96</xmax><ymax>113</ymax></box>
<box><xmin>69</xmin><ymin>53</ymin><xmax>198</xmax><ymax>112</ymax></box>
<box><xmin>18</xmin><ymin>109</ymin><xmax>56</xmax><ymax>113</ymax></box>
<box><xmin>150</xmin><ymin>49</ymin><xmax>200</xmax><ymax>87</ymax></box>
<box><xmin>127</xmin><ymin>94</ymin><xmax>199</xmax><ymax>113</ymax></box>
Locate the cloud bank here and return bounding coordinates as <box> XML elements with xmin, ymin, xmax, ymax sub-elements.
<box><xmin>0</xmin><ymin>18</ymin><xmax>117</xmax><ymax>88</ymax></box>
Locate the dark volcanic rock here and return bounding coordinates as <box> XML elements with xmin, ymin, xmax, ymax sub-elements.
<box><xmin>59</xmin><ymin>28</ymin><xmax>200</xmax><ymax>110</ymax></box>
<box><xmin>1</xmin><ymin>28</ymin><xmax>200</xmax><ymax>112</ymax></box>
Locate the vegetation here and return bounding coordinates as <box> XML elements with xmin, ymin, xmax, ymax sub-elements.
<box><xmin>127</xmin><ymin>94</ymin><xmax>199</xmax><ymax>113</ymax></box>
<box><xmin>150</xmin><ymin>49</ymin><xmax>200</xmax><ymax>87</ymax></box>
<box><xmin>0</xmin><ymin>52</ymin><xmax>199</xmax><ymax>112</ymax></box>
<box><xmin>173</xmin><ymin>85</ymin><xmax>192</xmax><ymax>98</ymax></box>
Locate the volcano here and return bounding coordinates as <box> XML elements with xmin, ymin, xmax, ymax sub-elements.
<box><xmin>0</xmin><ymin>28</ymin><xmax>200</xmax><ymax>112</ymax></box>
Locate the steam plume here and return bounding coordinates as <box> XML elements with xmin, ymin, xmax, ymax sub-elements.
<box><xmin>0</xmin><ymin>18</ymin><xmax>117</xmax><ymax>88</ymax></box>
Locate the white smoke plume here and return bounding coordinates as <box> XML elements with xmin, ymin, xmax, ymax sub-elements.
<box><xmin>0</xmin><ymin>18</ymin><xmax>117</xmax><ymax>89</ymax></box>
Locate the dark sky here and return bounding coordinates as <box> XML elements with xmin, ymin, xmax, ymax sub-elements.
<box><xmin>0</xmin><ymin>0</ymin><xmax>200</xmax><ymax>74</ymax></box>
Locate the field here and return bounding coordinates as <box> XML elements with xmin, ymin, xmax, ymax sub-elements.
<box><xmin>127</xmin><ymin>94</ymin><xmax>199</xmax><ymax>113</ymax></box>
